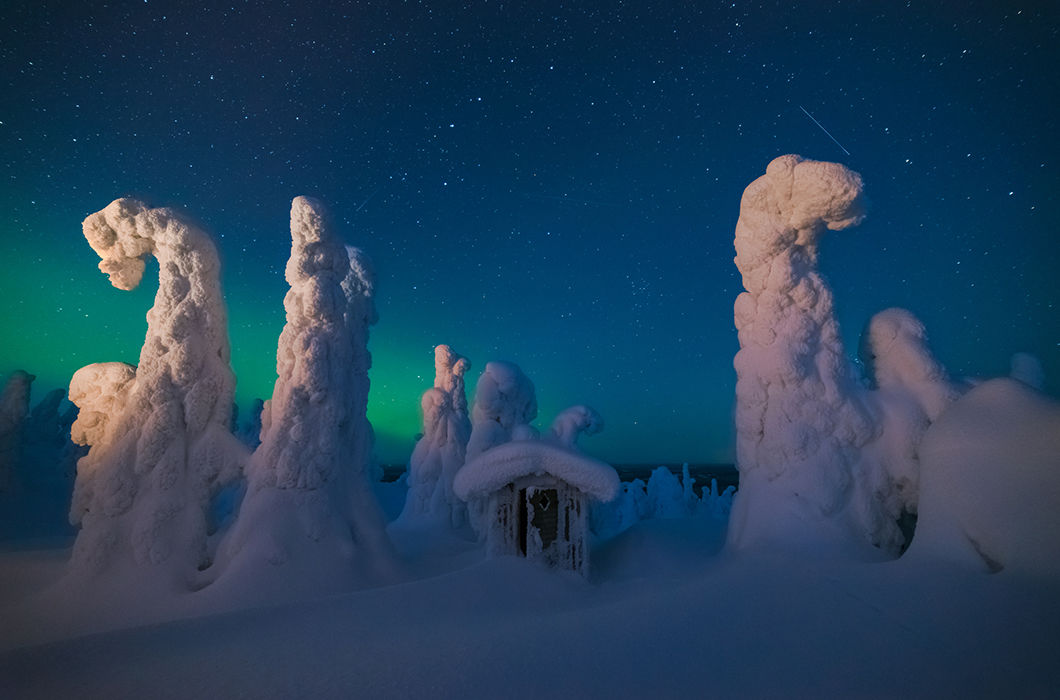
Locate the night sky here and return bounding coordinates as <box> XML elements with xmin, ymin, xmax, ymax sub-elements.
<box><xmin>1</xmin><ymin>1</ymin><xmax>1057</xmax><ymax>465</ymax></box>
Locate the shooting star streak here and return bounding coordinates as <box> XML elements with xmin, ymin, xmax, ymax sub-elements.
<box><xmin>354</xmin><ymin>187</ymin><xmax>380</xmax><ymax>212</ymax></box>
<box><xmin>799</xmin><ymin>105</ymin><xmax>851</xmax><ymax>156</ymax></box>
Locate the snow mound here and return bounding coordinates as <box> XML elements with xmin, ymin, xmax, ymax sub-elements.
<box><xmin>454</xmin><ymin>440</ymin><xmax>620</xmax><ymax>503</ymax></box>
<box><xmin>907</xmin><ymin>378</ymin><xmax>1060</xmax><ymax>577</ymax></box>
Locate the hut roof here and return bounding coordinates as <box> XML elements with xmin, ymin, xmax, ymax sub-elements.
<box><xmin>453</xmin><ymin>440</ymin><xmax>620</xmax><ymax>502</ymax></box>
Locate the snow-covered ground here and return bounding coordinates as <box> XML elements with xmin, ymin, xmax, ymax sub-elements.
<box><xmin>2</xmin><ymin>495</ymin><xmax>1058</xmax><ymax>699</ymax></box>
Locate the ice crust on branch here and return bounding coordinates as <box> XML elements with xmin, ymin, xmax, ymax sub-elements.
<box><xmin>213</xmin><ymin>197</ymin><xmax>393</xmax><ymax>590</ymax></box>
<box><xmin>399</xmin><ymin>345</ymin><xmax>472</xmax><ymax>527</ymax></box>
<box><xmin>67</xmin><ymin>199</ymin><xmax>245</xmax><ymax>587</ymax></box>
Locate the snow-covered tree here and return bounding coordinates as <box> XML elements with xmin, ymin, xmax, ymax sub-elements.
<box><xmin>66</xmin><ymin>199</ymin><xmax>246</xmax><ymax>588</ymax></box>
<box><xmin>465</xmin><ymin>361</ymin><xmax>538</xmax><ymax>462</ymax></box>
<box><xmin>854</xmin><ymin>307</ymin><xmax>962</xmax><ymax>549</ymax></box>
<box><xmin>22</xmin><ymin>388</ymin><xmax>82</xmax><ymax>490</ymax></box>
<box><xmin>860</xmin><ymin>308</ymin><xmax>960</xmax><ymax>422</ymax></box>
<box><xmin>727</xmin><ymin>155</ymin><xmax>880</xmax><ymax>556</ymax></box>
<box><xmin>434</xmin><ymin>344</ymin><xmax>472</xmax><ymax>417</ymax></box>
<box><xmin>548</xmin><ymin>405</ymin><xmax>603</xmax><ymax>450</ymax></box>
<box><xmin>399</xmin><ymin>345</ymin><xmax>472</xmax><ymax>527</ymax></box>
<box><xmin>0</xmin><ymin>370</ymin><xmax>34</xmax><ymax>494</ymax></box>
<box><xmin>214</xmin><ymin>197</ymin><xmax>394</xmax><ymax>591</ymax></box>
<box><xmin>727</xmin><ymin>157</ymin><xmax>974</xmax><ymax>557</ymax></box>
<box><xmin>343</xmin><ymin>245</ymin><xmax>380</xmax><ymax>483</ymax></box>
<box><xmin>0</xmin><ymin>378</ymin><xmax>83</xmax><ymax>540</ymax></box>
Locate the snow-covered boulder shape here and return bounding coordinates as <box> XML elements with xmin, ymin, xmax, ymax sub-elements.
<box><xmin>67</xmin><ymin>200</ymin><xmax>245</xmax><ymax>588</ymax></box>
<box><xmin>214</xmin><ymin>197</ymin><xmax>393</xmax><ymax>592</ymax></box>
<box><xmin>1010</xmin><ymin>352</ymin><xmax>1045</xmax><ymax>391</ymax></box>
<box><xmin>548</xmin><ymin>405</ymin><xmax>604</xmax><ymax>449</ymax></box>
<box><xmin>728</xmin><ymin>155</ymin><xmax>881</xmax><ymax>556</ymax></box>
<box><xmin>399</xmin><ymin>345</ymin><xmax>472</xmax><ymax>527</ymax></box>
<box><xmin>0</xmin><ymin>370</ymin><xmax>34</xmax><ymax>493</ymax></box>
<box><xmin>906</xmin><ymin>378</ymin><xmax>1060</xmax><ymax>578</ymax></box>
<box><xmin>454</xmin><ymin>439</ymin><xmax>619</xmax><ymax>575</ymax></box>
<box><xmin>465</xmin><ymin>361</ymin><xmax>538</xmax><ymax>461</ymax></box>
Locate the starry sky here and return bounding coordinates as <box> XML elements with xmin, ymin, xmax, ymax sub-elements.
<box><xmin>1</xmin><ymin>1</ymin><xmax>1057</xmax><ymax>465</ymax></box>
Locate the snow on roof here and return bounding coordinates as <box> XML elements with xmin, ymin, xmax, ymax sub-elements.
<box><xmin>453</xmin><ymin>440</ymin><xmax>620</xmax><ymax>502</ymax></box>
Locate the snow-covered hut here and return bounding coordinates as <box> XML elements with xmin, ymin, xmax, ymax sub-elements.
<box><xmin>453</xmin><ymin>440</ymin><xmax>620</xmax><ymax>576</ymax></box>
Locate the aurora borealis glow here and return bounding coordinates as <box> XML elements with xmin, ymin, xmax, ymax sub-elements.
<box><xmin>1</xmin><ymin>1</ymin><xmax>1057</xmax><ymax>464</ymax></box>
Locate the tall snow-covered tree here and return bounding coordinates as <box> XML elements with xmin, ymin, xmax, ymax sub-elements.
<box><xmin>728</xmin><ymin>156</ymin><xmax>967</xmax><ymax>556</ymax></box>
<box><xmin>214</xmin><ymin>197</ymin><xmax>394</xmax><ymax>591</ymax></box>
<box><xmin>66</xmin><ymin>199</ymin><xmax>246</xmax><ymax>588</ymax></box>
<box><xmin>0</xmin><ymin>370</ymin><xmax>34</xmax><ymax>494</ymax></box>
<box><xmin>727</xmin><ymin>155</ymin><xmax>878</xmax><ymax>555</ymax></box>
<box><xmin>399</xmin><ymin>345</ymin><xmax>472</xmax><ymax>527</ymax></box>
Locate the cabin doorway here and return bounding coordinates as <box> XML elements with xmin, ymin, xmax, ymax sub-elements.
<box><xmin>517</xmin><ymin>486</ymin><xmax>559</xmax><ymax>556</ymax></box>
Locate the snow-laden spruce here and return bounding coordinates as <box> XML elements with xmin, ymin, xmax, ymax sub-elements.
<box><xmin>728</xmin><ymin>157</ymin><xmax>966</xmax><ymax>556</ymax></box>
<box><xmin>0</xmin><ymin>374</ymin><xmax>83</xmax><ymax>540</ymax></box>
<box><xmin>66</xmin><ymin>200</ymin><xmax>246</xmax><ymax>589</ymax></box>
<box><xmin>728</xmin><ymin>156</ymin><xmax>876</xmax><ymax>554</ymax></box>
<box><xmin>466</xmin><ymin>361</ymin><xmax>538</xmax><ymax>461</ymax></box>
<box><xmin>398</xmin><ymin>344</ymin><xmax>472</xmax><ymax>527</ymax></box>
<box><xmin>213</xmin><ymin>197</ymin><xmax>394</xmax><ymax>592</ymax></box>
<box><xmin>547</xmin><ymin>405</ymin><xmax>604</xmax><ymax>449</ymax></box>
<box><xmin>0</xmin><ymin>370</ymin><xmax>34</xmax><ymax>494</ymax></box>
<box><xmin>21</xmin><ymin>387</ymin><xmax>82</xmax><ymax>491</ymax></box>
<box><xmin>860</xmin><ymin>308</ymin><xmax>960</xmax><ymax>423</ymax></box>
<box><xmin>853</xmin><ymin>307</ymin><xmax>962</xmax><ymax>548</ymax></box>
